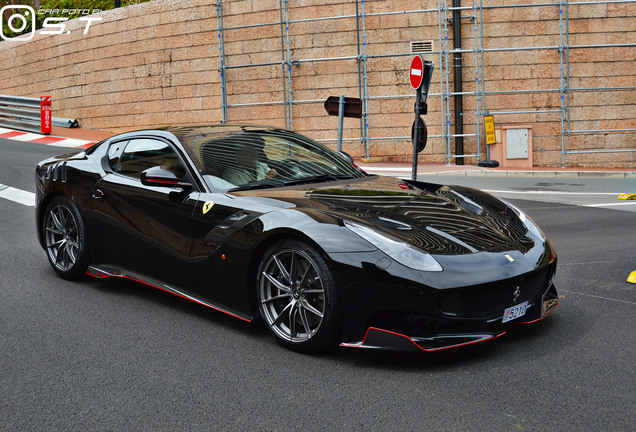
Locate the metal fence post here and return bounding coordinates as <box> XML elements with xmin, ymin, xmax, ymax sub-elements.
<box><xmin>337</xmin><ymin>95</ymin><xmax>345</xmax><ymax>152</ymax></box>
<box><xmin>215</xmin><ymin>1</ymin><xmax>228</xmax><ymax>124</ymax></box>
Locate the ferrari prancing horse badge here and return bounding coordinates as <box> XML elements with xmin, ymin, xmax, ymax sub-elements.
<box><xmin>202</xmin><ymin>201</ymin><xmax>214</xmax><ymax>214</ymax></box>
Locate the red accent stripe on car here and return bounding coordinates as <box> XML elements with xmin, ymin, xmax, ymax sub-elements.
<box><xmin>148</xmin><ymin>179</ymin><xmax>179</xmax><ymax>184</ymax></box>
<box><xmin>343</xmin><ymin>327</ymin><xmax>507</xmax><ymax>352</ymax></box>
<box><xmin>86</xmin><ymin>272</ymin><xmax>251</xmax><ymax>323</ymax></box>
<box><xmin>517</xmin><ymin>300</ymin><xmax>560</xmax><ymax>325</ymax></box>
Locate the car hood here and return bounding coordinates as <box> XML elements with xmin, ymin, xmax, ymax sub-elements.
<box><xmin>232</xmin><ymin>175</ymin><xmax>535</xmax><ymax>255</ymax></box>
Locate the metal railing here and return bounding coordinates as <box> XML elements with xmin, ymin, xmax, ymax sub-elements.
<box><xmin>0</xmin><ymin>95</ymin><xmax>78</xmax><ymax>134</ymax></box>
<box><xmin>213</xmin><ymin>0</ymin><xmax>636</xmax><ymax>167</ymax></box>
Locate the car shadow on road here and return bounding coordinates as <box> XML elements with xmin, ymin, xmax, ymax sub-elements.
<box><xmin>84</xmin><ymin>275</ymin><xmax>268</xmax><ymax>337</ymax></box>
<box><xmin>83</xmin><ymin>275</ymin><xmax>577</xmax><ymax>371</ymax></box>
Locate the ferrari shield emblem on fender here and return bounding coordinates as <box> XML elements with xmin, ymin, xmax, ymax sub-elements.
<box><xmin>505</xmin><ymin>254</ymin><xmax>515</xmax><ymax>262</ymax></box>
<box><xmin>202</xmin><ymin>201</ymin><xmax>214</xmax><ymax>214</ymax></box>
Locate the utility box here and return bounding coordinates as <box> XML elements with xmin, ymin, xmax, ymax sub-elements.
<box><xmin>488</xmin><ymin>126</ymin><xmax>533</xmax><ymax>169</ymax></box>
<box><xmin>506</xmin><ymin>128</ymin><xmax>529</xmax><ymax>159</ymax></box>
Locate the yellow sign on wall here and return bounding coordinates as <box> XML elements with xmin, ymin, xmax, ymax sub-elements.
<box><xmin>484</xmin><ymin>115</ymin><xmax>496</xmax><ymax>145</ymax></box>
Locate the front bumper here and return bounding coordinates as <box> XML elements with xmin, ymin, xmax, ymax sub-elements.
<box><xmin>340</xmin><ymin>277</ymin><xmax>560</xmax><ymax>352</ymax></box>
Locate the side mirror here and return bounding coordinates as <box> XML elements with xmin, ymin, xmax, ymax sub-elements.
<box><xmin>141</xmin><ymin>166</ymin><xmax>191</xmax><ymax>188</ymax></box>
<box><xmin>338</xmin><ymin>151</ymin><xmax>354</xmax><ymax>164</ymax></box>
<box><xmin>338</xmin><ymin>150</ymin><xmax>366</xmax><ymax>174</ymax></box>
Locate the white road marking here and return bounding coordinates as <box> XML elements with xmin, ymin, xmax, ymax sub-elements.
<box><xmin>484</xmin><ymin>190</ymin><xmax>622</xmax><ymax>195</ymax></box>
<box><xmin>559</xmin><ymin>289</ymin><xmax>636</xmax><ymax>305</ymax></box>
<box><xmin>0</xmin><ymin>184</ymin><xmax>35</xmax><ymax>207</ymax></box>
<box><xmin>358</xmin><ymin>166</ymin><xmax>411</xmax><ymax>172</ymax></box>
<box><xmin>583</xmin><ymin>202</ymin><xmax>636</xmax><ymax>208</ymax></box>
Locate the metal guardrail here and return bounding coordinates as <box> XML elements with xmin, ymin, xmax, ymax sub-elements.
<box><xmin>0</xmin><ymin>95</ymin><xmax>78</xmax><ymax>134</ymax></box>
<box><xmin>53</xmin><ymin>117</ymin><xmax>79</xmax><ymax>128</ymax></box>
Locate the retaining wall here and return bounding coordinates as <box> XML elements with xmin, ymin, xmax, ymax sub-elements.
<box><xmin>0</xmin><ymin>0</ymin><xmax>633</xmax><ymax>167</ymax></box>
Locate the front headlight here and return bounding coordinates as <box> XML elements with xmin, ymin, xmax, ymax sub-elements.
<box><xmin>344</xmin><ymin>220</ymin><xmax>443</xmax><ymax>272</ymax></box>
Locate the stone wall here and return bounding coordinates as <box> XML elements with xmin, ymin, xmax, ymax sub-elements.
<box><xmin>0</xmin><ymin>0</ymin><xmax>633</xmax><ymax>167</ymax></box>
<box><xmin>0</xmin><ymin>0</ymin><xmax>221</xmax><ymax>131</ymax></box>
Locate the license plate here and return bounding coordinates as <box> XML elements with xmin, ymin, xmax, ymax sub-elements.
<box><xmin>502</xmin><ymin>301</ymin><xmax>528</xmax><ymax>323</ymax></box>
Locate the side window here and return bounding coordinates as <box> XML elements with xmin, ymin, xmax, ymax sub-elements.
<box><xmin>116</xmin><ymin>138</ymin><xmax>187</xmax><ymax>181</ymax></box>
<box><xmin>107</xmin><ymin>140</ymin><xmax>127</xmax><ymax>171</ymax></box>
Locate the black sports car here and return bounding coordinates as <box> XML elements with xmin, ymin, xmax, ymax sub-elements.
<box><xmin>35</xmin><ymin>125</ymin><xmax>559</xmax><ymax>352</ymax></box>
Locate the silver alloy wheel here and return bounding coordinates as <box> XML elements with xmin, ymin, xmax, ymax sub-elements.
<box><xmin>259</xmin><ymin>248</ymin><xmax>326</xmax><ymax>343</ymax></box>
<box><xmin>44</xmin><ymin>203</ymin><xmax>80</xmax><ymax>272</ymax></box>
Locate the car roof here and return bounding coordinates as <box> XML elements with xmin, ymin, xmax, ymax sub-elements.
<box><xmin>158</xmin><ymin>124</ymin><xmax>289</xmax><ymax>141</ymax></box>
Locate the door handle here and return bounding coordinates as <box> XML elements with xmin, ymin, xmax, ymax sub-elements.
<box><xmin>92</xmin><ymin>188</ymin><xmax>104</xmax><ymax>199</ymax></box>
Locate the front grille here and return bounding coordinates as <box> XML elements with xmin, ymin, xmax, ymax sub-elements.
<box><xmin>438</xmin><ymin>268</ymin><xmax>550</xmax><ymax>319</ymax></box>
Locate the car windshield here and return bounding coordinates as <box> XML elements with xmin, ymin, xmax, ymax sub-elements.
<box><xmin>177</xmin><ymin>127</ymin><xmax>368</xmax><ymax>192</ymax></box>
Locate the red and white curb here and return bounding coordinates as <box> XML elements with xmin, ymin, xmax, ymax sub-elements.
<box><xmin>0</xmin><ymin>127</ymin><xmax>95</xmax><ymax>148</ymax></box>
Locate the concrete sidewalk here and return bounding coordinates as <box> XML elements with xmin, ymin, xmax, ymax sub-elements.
<box><xmin>7</xmin><ymin>125</ymin><xmax>635</xmax><ymax>179</ymax></box>
<box><xmin>355</xmin><ymin>161</ymin><xmax>636</xmax><ymax>179</ymax></box>
<box><xmin>50</xmin><ymin>125</ymin><xmax>114</xmax><ymax>143</ymax></box>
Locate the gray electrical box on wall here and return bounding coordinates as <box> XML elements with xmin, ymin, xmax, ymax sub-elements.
<box><xmin>506</xmin><ymin>128</ymin><xmax>529</xmax><ymax>159</ymax></box>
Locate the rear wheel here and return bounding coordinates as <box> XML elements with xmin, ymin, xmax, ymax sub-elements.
<box><xmin>257</xmin><ymin>239</ymin><xmax>341</xmax><ymax>352</ymax></box>
<box><xmin>42</xmin><ymin>196</ymin><xmax>89</xmax><ymax>280</ymax></box>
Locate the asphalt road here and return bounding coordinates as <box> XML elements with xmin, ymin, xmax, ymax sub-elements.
<box><xmin>1</xmin><ymin>138</ymin><xmax>634</xmax><ymax>431</ymax></box>
<box><xmin>418</xmin><ymin>174</ymin><xmax>636</xmax><ymax>213</ymax></box>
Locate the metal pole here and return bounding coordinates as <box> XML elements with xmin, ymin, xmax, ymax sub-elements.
<box><xmin>215</xmin><ymin>1</ymin><xmax>228</xmax><ymax>123</ymax></box>
<box><xmin>565</xmin><ymin>1</ymin><xmax>571</xmax><ymax>135</ymax></box>
<box><xmin>473</xmin><ymin>0</ymin><xmax>482</xmax><ymax>162</ymax></box>
<box><xmin>283</xmin><ymin>0</ymin><xmax>294</xmax><ymax>130</ymax></box>
<box><xmin>437</xmin><ymin>0</ymin><xmax>449</xmax><ymax>164</ymax></box>
<box><xmin>478</xmin><ymin>0</ymin><xmax>486</xmax><ymax>162</ymax></box>
<box><xmin>558</xmin><ymin>1</ymin><xmax>567</xmax><ymax>167</ymax></box>
<box><xmin>452</xmin><ymin>0</ymin><xmax>464</xmax><ymax>165</ymax></box>
<box><xmin>442</xmin><ymin>1</ymin><xmax>453</xmax><ymax>165</ymax></box>
<box><xmin>278</xmin><ymin>1</ymin><xmax>289</xmax><ymax>128</ymax></box>
<box><xmin>337</xmin><ymin>95</ymin><xmax>345</xmax><ymax>152</ymax></box>
<box><xmin>412</xmin><ymin>90</ymin><xmax>422</xmax><ymax>181</ymax></box>
<box><xmin>355</xmin><ymin>1</ymin><xmax>365</xmax><ymax>150</ymax></box>
<box><xmin>359</xmin><ymin>0</ymin><xmax>371</xmax><ymax>159</ymax></box>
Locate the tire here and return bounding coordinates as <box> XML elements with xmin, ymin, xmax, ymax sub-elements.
<box><xmin>257</xmin><ymin>239</ymin><xmax>342</xmax><ymax>353</ymax></box>
<box><xmin>42</xmin><ymin>196</ymin><xmax>90</xmax><ymax>280</ymax></box>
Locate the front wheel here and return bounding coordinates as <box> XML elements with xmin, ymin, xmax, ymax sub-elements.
<box><xmin>257</xmin><ymin>239</ymin><xmax>342</xmax><ymax>353</ymax></box>
<box><xmin>42</xmin><ymin>196</ymin><xmax>89</xmax><ymax>280</ymax></box>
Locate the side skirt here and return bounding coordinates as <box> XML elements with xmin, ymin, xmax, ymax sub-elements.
<box><xmin>86</xmin><ymin>264</ymin><xmax>253</xmax><ymax>323</ymax></box>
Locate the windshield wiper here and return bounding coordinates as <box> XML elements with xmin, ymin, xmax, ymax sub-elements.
<box><xmin>229</xmin><ymin>174</ymin><xmax>355</xmax><ymax>191</ymax></box>
<box><xmin>228</xmin><ymin>183</ymin><xmax>277</xmax><ymax>192</ymax></box>
<box><xmin>282</xmin><ymin>174</ymin><xmax>354</xmax><ymax>187</ymax></box>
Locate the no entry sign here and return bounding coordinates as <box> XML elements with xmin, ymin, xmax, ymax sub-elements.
<box><xmin>409</xmin><ymin>55</ymin><xmax>424</xmax><ymax>89</ymax></box>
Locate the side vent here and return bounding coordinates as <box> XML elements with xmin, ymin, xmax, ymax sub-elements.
<box><xmin>410</xmin><ymin>40</ymin><xmax>434</xmax><ymax>53</ymax></box>
<box><xmin>48</xmin><ymin>162</ymin><xmax>68</xmax><ymax>183</ymax></box>
<box><xmin>61</xmin><ymin>161</ymin><xmax>67</xmax><ymax>183</ymax></box>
